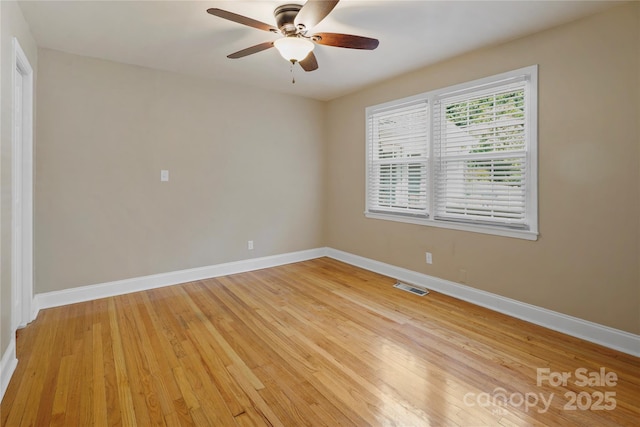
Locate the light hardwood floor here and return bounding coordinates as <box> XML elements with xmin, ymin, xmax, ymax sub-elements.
<box><xmin>1</xmin><ymin>257</ymin><xmax>639</xmax><ymax>426</ymax></box>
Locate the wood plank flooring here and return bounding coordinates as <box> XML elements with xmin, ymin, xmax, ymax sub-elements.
<box><xmin>1</xmin><ymin>257</ymin><xmax>639</xmax><ymax>426</ymax></box>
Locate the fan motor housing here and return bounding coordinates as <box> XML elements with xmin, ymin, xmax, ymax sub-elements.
<box><xmin>274</xmin><ymin>4</ymin><xmax>303</xmax><ymax>34</ymax></box>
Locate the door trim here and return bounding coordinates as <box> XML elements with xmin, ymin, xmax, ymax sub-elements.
<box><xmin>11</xmin><ymin>37</ymin><xmax>34</xmax><ymax>329</ymax></box>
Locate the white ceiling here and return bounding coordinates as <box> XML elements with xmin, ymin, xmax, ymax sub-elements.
<box><xmin>19</xmin><ymin>0</ymin><xmax>617</xmax><ymax>101</ymax></box>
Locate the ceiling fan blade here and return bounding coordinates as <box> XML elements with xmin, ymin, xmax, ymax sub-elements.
<box><xmin>207</xmin><ymin>8</ymin><xmax>278</xmax><ymax>33</ymax></box>
<box><xmin>312</xmin><ymin>32</ymin><xmax>379</xmax><ymax>50</ymax></box>
<box><xmin>299</xmin><ymin>52</ymin><xmax>319</xmax><ymax>72</ymax></box>
<box><xmin>227</xmin><ymin>41</ymin><xmax>275</xmax><ymax>59</ymax></box>
<box><xmin>294</xmin><ymin>0</ymin><xmax>339</xmax><ymax>29</ymax></box>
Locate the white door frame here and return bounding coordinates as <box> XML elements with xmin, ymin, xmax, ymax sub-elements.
<box><xmin>11</xmin><ymin>37</ymin><xmax>34</xmax><ymax>329</ymax></box>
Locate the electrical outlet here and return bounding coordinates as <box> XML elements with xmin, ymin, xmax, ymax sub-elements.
<box><xmin>160</xmin><ymin>170</ymin><xmax>169</xmax><ymax>182</ymax></box>
<box><xmin>425</xmin><ymin>252</ymin><xmax>433</xmax><ymax>264</ymax></box>
<box><xmin>248</xmin><ymin>240</ymin><xmax>254</xmax><ymax>250</ymax></box>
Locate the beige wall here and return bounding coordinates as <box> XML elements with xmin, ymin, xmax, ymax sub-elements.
<box><xmin>0</xmin><ymin>1</ymin><xmax>38</xmax><ymax>360</ymax></box>
<box><xmin>325</xmin><ymin>3</ymin><xmax>640</xmax><ymax>334</ymax></box>
<box><xmin>35</xmin><ymin>49</ymin><xmax>325</xmax><ymax>294</ymax></box>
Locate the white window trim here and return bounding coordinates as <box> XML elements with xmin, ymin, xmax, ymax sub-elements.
<box><xmin>365</xmin><ymin>65</ymin><xmax>538</xmax><ymax>241</ymax></box>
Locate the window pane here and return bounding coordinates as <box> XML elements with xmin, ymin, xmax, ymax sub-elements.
<box><xmin>367</xmin><ymin>101</ymin><xmax>429</xmax><ymax>217</ymax></box>
<box><xmin>435</xmin><ymin>85</ymin><xmax>528</xmax><ymax>227</ymax></box>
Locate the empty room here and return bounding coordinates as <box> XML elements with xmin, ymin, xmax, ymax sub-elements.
<box><xmin>1</xmin><ymin>0</ymin><xmax>639</xmax><ymax>425</ymax></box>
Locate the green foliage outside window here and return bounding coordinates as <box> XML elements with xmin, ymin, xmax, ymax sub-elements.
<box><xmin>445</xmin><ymin>90</ymin><xmax>525</xmax><ymax>186</ymax></box>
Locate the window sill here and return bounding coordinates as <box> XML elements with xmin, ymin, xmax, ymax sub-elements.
<box><xmin>364</xmin><ymin>211</ymin><xmax>538</xmax><ymax>241</ymax></box>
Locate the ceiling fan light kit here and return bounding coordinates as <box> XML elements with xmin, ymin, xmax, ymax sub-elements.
<box><xmin>206</xmin><ymin>0</ymin><xmax>379</xmax><ymax>77</ymax></box>
<box><xmin>274</xmin><ymin>37</ymin><xmax>315</xmax><ymax>63</ymax></box>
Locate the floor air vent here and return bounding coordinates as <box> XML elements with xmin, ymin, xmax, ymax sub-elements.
<box><xmin>394</xmin><ymin>282</ymin><xmax>429</xmax><ymax>296</ymax></box>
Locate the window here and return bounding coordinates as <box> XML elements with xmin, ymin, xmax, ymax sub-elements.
<box><xmin>366</xmin><ymin>66</ymin><xmax>538</xmax><ymax>240</ymax></box>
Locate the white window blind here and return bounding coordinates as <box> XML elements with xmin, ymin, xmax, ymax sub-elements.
<box><xmin>366</xmin><ymin>100</ymin><xmax>429</xmax><ymax>218</ymax></box>
<box><xmin>433</xmin><ymin>77</ymin><xmax>530</xmax><ymax>228</ymax></box>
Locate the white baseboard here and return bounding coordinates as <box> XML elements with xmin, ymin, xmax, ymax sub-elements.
<box><xmin>30</xmin><ymin>246</ymin><xmax>639</xmax><ymax>358</ymax></box>
<box><xmin>33</xmin><ymin>248</ymin><xmax>326</xmax><ymax>315</ymax></box>
<box><xmin>325</xmin><ymin>248</ymin><xmax>640</xmax><ymax>357</ymax></box>
<box><xmin>0</xmin><ymin>335</ymin><xmax>18</xmax><ymax>402</ymax></box>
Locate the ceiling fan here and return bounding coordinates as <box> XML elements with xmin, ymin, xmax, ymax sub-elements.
<box><xmin>206</xmin><ymin>0</ymin><xmax>379</xmax><ymax>73</ymax></box>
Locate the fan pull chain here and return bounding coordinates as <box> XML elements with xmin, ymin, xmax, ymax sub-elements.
<box><xmin>290</xmin><ymin>61</ymin><xmax>296</xmax><ymax>84</ymax></box>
